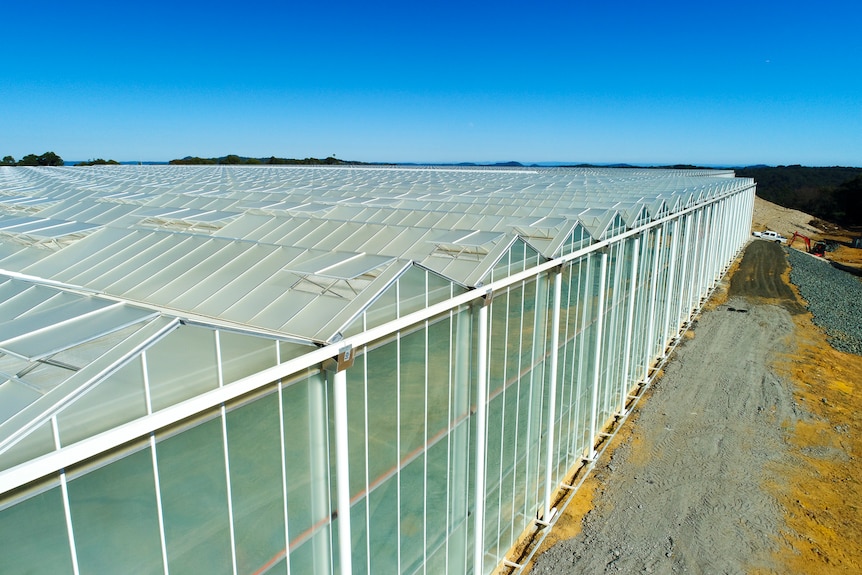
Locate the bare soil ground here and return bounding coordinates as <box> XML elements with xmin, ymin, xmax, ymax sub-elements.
<box><xmin>525</xmin><ymin>210</ymin><xmax>862</xmax><ymax>574</ymax></box>
<box><xmin>753</xmin><ymin>196</ymin><xmax>862</xmax><ymax>272</ymax></box>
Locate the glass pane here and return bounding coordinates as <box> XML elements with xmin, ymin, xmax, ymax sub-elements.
<box><xmin>400</xmin><ymin>455</ymin><xmax>425</xmax><ymax>573</ymax></box>
<box><xmin>157</xmin><ymin>415</ymin><xmax>232</xmax><ymax>575</ymax></box>
<box><xmin>226</xmin><ymin>391</ymin><xmax>286</xmax><ymax>575</ymax></box>
<box><xmin>397</xmin><ymin>267</ymin><xmax>427</xmax><ymax>318</ymax></box>
<box><xmin>365</xmin><ymin>341</ymin><xmax>398</xmax><ymax>486</ymax></box>
<box><xmin>0</xmin><ymin>483</ymin><xmax>73</xmax><ymax>573</ymax></box>
<box><xmin>0</xmin><ymin>419</ymin><xmax>56</xmax><ymax>472</ymax></box>
<box><xmin>426</xmin><ymin>317</ymin><xmax>451</xmax><ymax>442</ymax></box>
<box><xmin>363</xmin><ymin>283</ymin><xmax>398</xmax><ymax>329</ymax></box>
<box><xmin>367</xmin><ymin>476</ymin><xmax>398</xmax><ymax>573</ymax></box>
<box><xmin>219</xmin><ymin>330</ymin><xmax>277</xmax><ymax>385</ymax></box>
<box><xmin>283</xmin><ymin>373</ymin><xmax>333</xmax><ymax>573</ymax></box>
<box><xmin>147</xmin><ymin>326</ymin><xmax>218</xmax><ymax>412</ymax></box>
<box><xmin>400</xmin><ymin>328</ymin><xmax>426</xmax><ymax>459</ymax></box>
<box><xmin>57</xmin><ymin>356</ymin><xmax>148</xmax><ymax>447</ymax></box>
<box><xmin>68</xmin><ymin>447</ymin><xmax>163</xmax><ymax>575</ymax></box>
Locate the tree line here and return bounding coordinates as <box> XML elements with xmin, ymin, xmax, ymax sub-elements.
<box><xmin>1</xmin><ymin>152</ymin><xmax>65</xmax><ymax>166</ymax></box>
<box><xmin>169</xmin><ymin>154</ymin><xmax>364</xmax><ymax>166</ymax></box>
<box><xmin>736</xmin><ymin>166</ymin><xmax>862</xmax><ymax>227</ymax></box>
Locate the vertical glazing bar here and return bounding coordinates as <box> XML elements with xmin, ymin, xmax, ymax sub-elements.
<box><xmin>396</xmin><ymin>333</ymin><xmax>402</xmax><ymax>573</ymax></box>
<box><xmin>643</xmin><ymin>231</ymin><xmax>662</xmax><ymax>381</ymax></box>
<box><xmin>149</xmin><ymin>434</ymin><xmax>169</xmax><ymax>575</ymax></box>
<box><xmin>697</xmin><ymin>206</ymin><xmax>713</xmax><ymax>305</ymax></box>
<box><xmin>543</xmin><ymin>269</ymin><xmax>563</xmax><ymax>519</ymax></box>
<box><xmin>660</xmin><ymin>218</ymin><xmax>680</xmax><ymax>350</ymax></box>
<box><xmin>362</xmin><ymin>346</ymin><xmax>371</xmax><ymax>575</ymax></box>
<box><xmin>619</xmin><ymin>237</ymin><xmax>640</xmax><ymax>415</ymax></box>
<box><xmin>691</xmin><ymin>209</ymin><xmax>705</xmax><ymax>311</ymax></box>
<box><xmin>53</xmin><ymin>416</ymin><xmax>80</xmax><ymax>575</ymax></box>
<box><xmin>276</xmin><ymin>362</ymin><xmax>293</xmax><ymax>575</ymax></box>
<box><xmin>423</xmin><ymin>320</ymin><xmax>429</xmax><ymax>572</ymax></box>
<box><xmin>676</xmin><ymin>215</ymin><xmax>692</xmax><ymax>325</ymax></box>
<box><xmin>214</xmin><ymin>331</ymin><xmax>239</xmax><ymax>575</ymax></box>
<box><xmin>221</xmin><ymin>406</ymin><xmax>238</xmax><ymax>575</ymax></box>
<box><xmin>588</xmin><ymin>253</ymin><xmax>608</xmax><ymax>460</ymax></box>
<box><xmin>334</xmin><ymin>367</ymin><xmax>352</xmax><ymax>575</ymax></box>
<box><xmin>473</xmin><ymin>298</ymin><xmax>490</xmax><ymax>575</ymax></box>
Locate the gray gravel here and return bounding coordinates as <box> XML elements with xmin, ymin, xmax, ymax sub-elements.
<box><xmin>785</xmin><ymin>248</ymin><xmax>862</xmax><ymax>355</ymax></box>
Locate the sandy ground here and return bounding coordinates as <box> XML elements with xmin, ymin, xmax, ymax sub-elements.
<box><xmin>523</xmin><ymin>235</ymin><xmax>862</xmax><ymax>574</ymax></box>
<box><xmin>752</xmin><ymin>196</ymin><xmax>862</xmax><ymax>271</ymax></box>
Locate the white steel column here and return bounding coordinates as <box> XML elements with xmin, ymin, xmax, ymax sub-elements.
<box><xmin>675</xmin><ymin>215</ymin><xmax>693</xmax><ymax>325</ymax></box>
<box><xmin>473</xmin><ymin>296</ymin><xmax>491</xmax><ymax>575</ymax></box>
<box><xmin>697</xmin><ymin>205</ymin><xmax>715</xmax><ymax>305</ymax></box>
<box><xmin>691</xmin><ymin>208</ymin><xmax>705</xmax><ymax>310</ymax></box>
<box><xmin>587</xmin><ymin>253</ymin><xmax>608</xmax><ymax>460</ymax></box>
<box><xmin>53</xmin><ymin>417</ymin><xmax>80</xmax><ymax>575</ymax></box>
<box><xmin>543</xmin><ymin>268</ymin><xmax>563</xmax><ymax>520</ymax></box>
<box><xmin>660</xmin><ymin>218</ymin><xmax>681</xmax><ymax>350</ymax></box>
<box><xmin>332</xmin><ymin>348</ymin><xmax>354</xmax><ymax>575</ymax></box>
<box><xmin>643</xmin><ymin>231</ymin><xmax>662</xmax><ymax>381</ymax></box>
<box><xmin>618</xmin><ymin>237</ymin><xmax>640</xmax><ymax>416</ymax></box>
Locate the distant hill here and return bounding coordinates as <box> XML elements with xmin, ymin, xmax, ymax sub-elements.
<box><xmin>169</xmin><ymin>154</ymin><xmax>369</xmax><ymax>166</ymax></box>
<box><xmin>736</xmin><ymin>165</ymin><xmax>862</xmax><ymax>227</ymax></box>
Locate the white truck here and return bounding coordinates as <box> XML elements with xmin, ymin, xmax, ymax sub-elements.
<box><xmin>752</xmin><ymin>230</ymin><xmax>786</xmax><ymax>243</ymax></box>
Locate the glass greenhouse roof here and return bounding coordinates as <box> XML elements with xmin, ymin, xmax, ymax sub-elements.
<box><xmin>0</xmin><ymin>165</ymin><xmax>752</xmax><ymax>347</ymax></box>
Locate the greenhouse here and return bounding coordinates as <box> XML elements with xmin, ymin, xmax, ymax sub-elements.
<box><xmin>0</xmin><ymin>165</ymin><xmax>754</xmax><ymax>575</ymax></box>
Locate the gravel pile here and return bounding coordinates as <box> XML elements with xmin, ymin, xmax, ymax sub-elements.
<box><xmin>786</xmin><ymin>248</ymin><xmax>862</xmax><ymax>355</ymax></box>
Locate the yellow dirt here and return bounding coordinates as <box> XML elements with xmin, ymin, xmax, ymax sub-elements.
<box><xmin>754</xmin><ymin>278</ymin><xmax>862</xmax><ymax>574</ymax></box>
<box><xmin>524</xmin><ymin>247</ymin><xmax>862</xmax><ymax>574</ymax></box>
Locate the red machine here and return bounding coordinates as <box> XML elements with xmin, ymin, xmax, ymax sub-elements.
<box><xmin>788</xmin><ymin>232</ymin><xmax>826</xmax><ymax>257</ymax></box>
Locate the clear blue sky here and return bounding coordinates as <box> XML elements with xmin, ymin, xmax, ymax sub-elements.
<box><xmin>2</xmin><ymin>0</ymin><xmax>860</xmax><ymax>166</ymax></box>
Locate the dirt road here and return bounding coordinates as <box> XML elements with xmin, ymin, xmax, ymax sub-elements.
<box><xmin>527</xmin><ymin>240</ymin><xmax>862</xmax><ymax>574</ymax></box>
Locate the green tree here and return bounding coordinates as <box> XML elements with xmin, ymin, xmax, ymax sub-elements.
<box><xmin>834</xmin><ymin>176</ymin><xmax>862</xmax><ymax>226</ymax></box>
<box><xmin>37</xmin><ymin>151</ymin><xmax>64</xmax><ymax>166</ymax></box>
<box><xmin>219</xmin><ymin>154</ymin><xmax>242</xmax><ymax>165</ymax></box>
<box><xmin>1</xmin><ymin>156</ymin><xmax>14</xmax><ymax>165</ymax></box>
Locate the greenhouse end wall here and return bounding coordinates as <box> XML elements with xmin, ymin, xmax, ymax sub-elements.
<box><xmin>0</xmin><ymin>185</ymin><xmax>754</xmax><ymax>575</ymax></box>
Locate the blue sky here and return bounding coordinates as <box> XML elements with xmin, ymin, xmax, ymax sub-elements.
<box><xmin>2</xmin><ymin>0</ymin><xmax>860</xmax><ymax>165</ymax></box>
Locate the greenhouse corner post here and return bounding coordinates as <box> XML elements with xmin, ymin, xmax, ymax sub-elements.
<box><xmin>660</xmin><ymin>218</ymin><xmax>680</xmax><ymax>350</ymax></box>
<box><xmin>473</xmin><ymin>294</ymin><xmax>491</xmax><ymax>575</ymax></box>
<box><xmin>587</xmin><ymin>252</ymin><xmax>609</xmax><ymax>461</ymax></box>
<box><xmin>543</xmin><ymin>267</ymin><xmax>563</xmax><ymax>521</ymax></box>
<box><xmin>331</xmin><ymin>347</ymin><xmax>354</xmax><ymax>575</ymax></box>
<box><xmin>643</xmin><ymin>232</ymin><xmax>662</xmax><ymax>383</ymax></box>
<box><xmin>618</xmin><ymin>237</ymin><xmax>640</xmax><ymax>416</ymax></box>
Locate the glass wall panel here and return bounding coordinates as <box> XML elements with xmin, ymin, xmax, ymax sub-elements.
<box><xmin>363</xmin><ymin>282</ymin><xmax>398</xmax><ymax>329</ymax></box>
<box><xmin>398</xmin><ymin>267</ymin><xmax>427</xmax><ymax>318</ymax></box>
<box><xmin>225</xmin><ymin>390</ymin><xmax>286</xmax><ymax>575</ymax></box>
<box><xmin>427</xmin><ymin>316</ymin><xmax>452</xmax><ymax>440</ymax></box>
<box><xmin>400</xmin><ymin>454</ymin><xmax>426</xmax><ymax>573</ymax></box>
<box><xmin>68</xmin><ymin>446</ymin><xmax>163</xmax><ymax>575</ymax></box>
<box><xmin>425</xmin><ymin>435</ymin><xmax>449</xmax><ymax>565</ymax></box>
<box><xmin>157</xmin><ymin>414</ymin><xmax>232</xmax><ymax>575</ymax></box>
<box><xmin>219</xmin><ymin>330</ymin><xmax>277</xmax><ymax>385</ymax></box>
<box><xmin>57</xmin><ymin>357</ymin><xmax>148</xmax><ymax>447</ymax></box>
<box><xmin>0</xmin><ymin>419</ymin><xmax>57</xmax><ymax>471</ymax></box>
<box><xmin>427</xmin><ymin>270</ymin><xmax>459</xmax><ymax>308</ymax></box>
<box><xmin>282</xmin><ymin>372</ymin><xmax>333</xmax><ymax>574</ymax></box>
<box><xmin>367</xmin><ymin>476</ymin><xmax>399</xmax><ymax>572</ymax></box>
<box><xmin>0</xmin><ymin>481</ymin><xmax>73</xmax><ymax>574</ymax></box>
<box><xmin>147</xmin><ymin>326</ymin><xmax>218</xmax><ymax>412</ymax></box>
<box><xmin>364</xmin><ymin>340</ymin><xmax>398</xmax><ymax>494</ymax></box>
<box><xmin>400</xmin><ymin>327</ymin><xmax>427</xmax><ymax>459</ymax></box>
